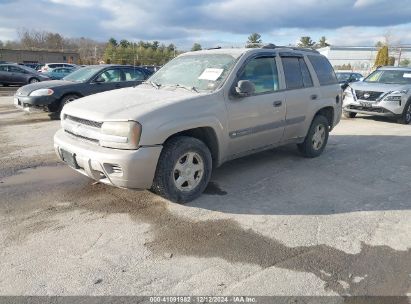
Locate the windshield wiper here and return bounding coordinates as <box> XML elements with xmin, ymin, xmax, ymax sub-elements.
<box><xmin>167</xmin><ymin>84</ymin><xmax>199</xmax><ymax>93</ymax></box>
<box><xmin>143</xmin><ymin>81</ymin><xmax>161</xmax><ymax>89</ymax></box>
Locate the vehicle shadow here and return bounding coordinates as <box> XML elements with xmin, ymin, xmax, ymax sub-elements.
<box><xmin>190</xmin><ymin>134</ymin><xmax>411</xmax><ymax>215</ymax></box>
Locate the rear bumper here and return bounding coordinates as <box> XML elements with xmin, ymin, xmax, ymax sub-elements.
<box><xmin>54</xmin><ymin>129</ymin><xmax>162</xmax><ymax>189</ymax></box>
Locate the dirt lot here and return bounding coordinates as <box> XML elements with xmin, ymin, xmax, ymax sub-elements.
<box><xmin>0</xmin><ymin>96</ymin><xmax>410</xmax><ymax>298</ymax></box>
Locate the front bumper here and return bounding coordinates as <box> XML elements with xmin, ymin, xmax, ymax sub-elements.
<box><xmin>14</xmin><ymin>94</ymin><xmax>59</xmax><ymax>110</ymax></box>
<box><xmin>343</xmin><ymin>96</ymin><xmax>403</xmax><ymax>117</ymax></box>
<box><xmin>54</xmin><ymin>129</ymin><xmax>162</xmax><ymax>189</ymax></box>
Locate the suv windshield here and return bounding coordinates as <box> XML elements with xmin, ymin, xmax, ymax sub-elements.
<box><xmin>148</xmin><ymin>54</ymin><xmax>237</xmax><ymax>91</ymax></box>
<box><xmin>364</xmin><ymin>69</ymin><xmax>411</xmax><ymax>84</ymax></box>
<box><xmin>63</xmin><ymin>66</ymin><xmax>102</xmax><ymax>83</ymax></box>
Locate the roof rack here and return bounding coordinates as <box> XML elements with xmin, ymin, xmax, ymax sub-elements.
<box><xmin>261</xmin><ymin>44</ymin><xmax>319</xmax><ymax>54</ymax></box>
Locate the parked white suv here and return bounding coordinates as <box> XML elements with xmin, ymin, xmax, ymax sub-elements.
<box><xmin>54</xmin><ymin>45</ymin><xmax>342</xmax><ymax>202</ymax></box>
<box><xmin>40</xmin><ymin>63</ymin><xmax>76</xmax><ymax>73</ymax></box>
<box><xmin>343</xmin><ymin>67</ymin><xmax>411</xmax><ymax>124</ymax></box>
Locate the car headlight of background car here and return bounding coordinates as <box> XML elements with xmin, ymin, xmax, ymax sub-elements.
<box><xmin>343</xmin><ymin>87</ymin><xmax>354</xmax><ymax>100</ymax></box>
<box><xmin>100</xmin><ymin>121</ymin><xmax>142</xmax><ymax>149</ymax></box>
<box><xmin>383</xmin><ymin>89</ymin><xmax>408</xmax><ymax>102</ymax></box>
<box><xmin>29</xmin><ymin>89</ymin><xmax>54</xmax><ymax>96</ymax></box>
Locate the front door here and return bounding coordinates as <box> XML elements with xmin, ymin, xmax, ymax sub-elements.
<box><xmin>226</xmin><ymin>55</ymin><xmax>286</xmax><ymax>157</ymax></box>
<box><xmin>89</xmin><ymin>68</ymin><xmax>123</xmax><ymax>95</ymax></box>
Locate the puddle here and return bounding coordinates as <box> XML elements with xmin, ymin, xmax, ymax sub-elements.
<box><xmin>203</xmin><ymin>181</ymin><xmax>227</xmax><ymax>196</ymax></box>
<box><xmin>2</xmin><ymin>165</ymin><xmax>411</xmax><ymax>299</ymax></box>
<box><xmin>9</xmin><ymin>181</ymin><xmax>407</xmax><ymax>299</ymax></box>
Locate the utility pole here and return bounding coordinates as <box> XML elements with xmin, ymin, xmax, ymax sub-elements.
<box><xmin>94</xmin><ymin>45</ymin><xmax>97</xmax><ymax>64</ymax></box>
<box><xmin>398</xmin><ymin>47</ymin><xmax>402</xmax><ymax>67</ymax></box>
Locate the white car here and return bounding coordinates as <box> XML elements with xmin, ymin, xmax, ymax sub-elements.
<box><xmin>343</xmin><ymin>67</ymin><xmax>411</xmax><ymax>124</ymax></box>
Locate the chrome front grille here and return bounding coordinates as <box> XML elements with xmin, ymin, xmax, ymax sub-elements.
<box><xmin>65</xmin><ymin>115</ymin><xmax>103</xmax><ymax>128</ymax></box>
<box><xmin>355</xmin><ymin>90</ymin><xmax>384</xmax><ymax>101</ymax></box>
<box><xmin>63</xmin><ymin>115</ymin><xmax>102</xmax><ymax>142</ymax></box>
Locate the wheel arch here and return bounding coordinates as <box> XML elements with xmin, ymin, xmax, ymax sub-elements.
<box><xmin>314</xmin><ymin>106</ymin><xmax>334</xmax><ymax>129</ymax></box>
<box><xmin>163</xmin><ymin>127</ymin><xmax>220</xmax><ymax>168</ymax></box>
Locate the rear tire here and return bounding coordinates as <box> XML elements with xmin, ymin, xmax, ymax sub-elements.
<box><xmin>343</xmin><ymin>111</ymin><xmax>357</xmax><ymax>118</ymax></box>
<box><xmin>151</xmin><ymin>136</ymin><xmax>212</xmax><ymax>203</ymax></box>
<box><xmin>298</xmin><ymin>115</ymin><xmax>329</xmax><ymax>158</ymax></box>
<box><xmin>29</xmin><ymin>78</ymin><xmax>39</xmax><ymax>84</ymax></box>
<box><xmin>397</xmin><ymin>101</ymin><xmax>411</xmax><ymax>124</ymax></box>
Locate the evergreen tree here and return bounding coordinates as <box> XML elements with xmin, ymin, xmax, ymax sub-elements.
<box><xmin>191</xmin><ymin>43</ymin><xmax>202</xmax><ymax>51</ymax></box>
<box><xmin>246</xmin><ymin>33</ymin><xmax>262</xmax><ymax>48</ymax></box>
<box><xmin>374</xmin><ymin>45</ymin><xmax>389</xmax><ymax>67</ymax></box>
<box><xmin>298</xmin><ymin>36</ymin><xmax>315</xmax><ymax>48</ymax></box>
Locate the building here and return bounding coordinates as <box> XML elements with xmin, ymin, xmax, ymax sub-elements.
<box><xmin>0</xmin><ymin>49</ymin><xmax>79</xmax><ymax>64</ymax></box>
<box><xmin>318</xmin><ymin>46</ymin><xmax>411</xmax><ymax>75</ymax></box>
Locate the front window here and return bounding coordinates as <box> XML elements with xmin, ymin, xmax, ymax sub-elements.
<box><xmin>63</xmin><ymin>66</ymin><xmax>102</xmax><ymax>82</ymax></box>
<box><xmin>364</xmin><ymin>69</ymin><xmax>411</xmax><ymax>84</ymax></box>
<box><xmin>239</xmin><ymin>56</ymin><xmax>279</xmax><ymax>94</ymax></box>
<box><xmin>149</xmin><ymin>54</ymin><xmax>237</xmax><ymax>91</ymax></box>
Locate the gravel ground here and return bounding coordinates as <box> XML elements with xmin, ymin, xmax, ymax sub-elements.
<box><xmin>0</xmin><ymin>96</ymin><xmax>410</xmax><ymax>299</ymax></box>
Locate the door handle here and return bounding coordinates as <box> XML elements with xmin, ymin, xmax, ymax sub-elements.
<box><xmin>311</xmin><ymin>94</ymin><xmax>318</xmax><ymax>100</ymax></box>
<box><xmin>273</xmin><ymin>100</ymin><xmax>282</xmax><ymax>107</ymax></box>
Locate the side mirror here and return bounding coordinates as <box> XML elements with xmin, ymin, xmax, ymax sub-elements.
<box><xmin>94</xmin><ymin>76</ymin><xmax>105</xmax><ymax>83</ymax></box>
<box><xmin>359</xmin><ymin>77</ymin><xmax>364</xmax><ymax>82</ymax></box>
<box><xmin>235</xmin><ymin>80</ymin><xmax>255</xmax><ymax>97</ymax></box>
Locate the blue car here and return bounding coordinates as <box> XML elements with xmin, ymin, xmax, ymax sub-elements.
<box><xmin>44</xmin><ymin>67</ymin><xmax>76</xmax><ymax>80</ymax></box>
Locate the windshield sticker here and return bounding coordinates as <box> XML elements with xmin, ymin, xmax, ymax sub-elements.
<box><xmin>403</xmin><ymin>73</ymin><xmax>411</xmax><ymax>78</ymax></box>
<box><xmin>198</xmin><ymin>68</ymin><xmax>224</xmax><ymax>81</ymax></box>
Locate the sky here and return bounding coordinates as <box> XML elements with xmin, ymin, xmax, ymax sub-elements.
<box><xmin>0</xmin><ymin>0</ymin><xmax>411</xmax><ymax>50</ymax></box>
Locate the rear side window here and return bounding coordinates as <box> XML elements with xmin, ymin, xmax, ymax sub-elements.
<box><xmin>123</xmin><ymin>68</ymin><xmax>145</xmax><ymax>81</ymax></box>
<box><xmin>281</xmin><ymin>57</ymin><xmax>313</xmax><ymax>89</ymax></box>
<box><xmin>308</xmin><ymin>55</ymin><xmax>337</xmax><ymax>85</ymax></box>
<box><xmin>0</xmin><ymin>66</ymin><xmax>8</xmax><ymax>72</ymax></box>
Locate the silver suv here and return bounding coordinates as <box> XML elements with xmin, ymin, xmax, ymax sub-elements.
<box><xmin>343</xmin><ymin>67</ymin><xmax>411</xmax><ymax>124</ymax></box>
<box><xmin>54</xmin><ymin>45</ymin><xmax>341</xmax><ymax>203</ymax></box>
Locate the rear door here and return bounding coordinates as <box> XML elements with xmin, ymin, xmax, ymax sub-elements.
<box><xmin>8</xmin><ymin>66</ymin><xmax>28</xmax><ymax>84</ymax></box>
<box><xmin>0</xmin><ymin>65</ymin><xmax>9</xmax><ymax>83</ymax></box>
<box><xmin>121</xmin><ymin>67</ymin><xmax>147</xmax><ymax>87</ymax></box>
<box><xmin>279</xmin><ymin>53</ymin><xmax>319</xmax><ymax>140</ymax></box>
<box><xmin>226</xmin><ymin>55</ymin><xmax>286</xmax><ymax>157</ymax></box>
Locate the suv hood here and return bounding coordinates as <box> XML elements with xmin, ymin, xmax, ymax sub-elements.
<box><xmin>349</xmin><ymin>81</ymin><xmax>410</xmax><ymax>93</ymax></box>
<box><xmin>16</xmin><ymin>80</ymin><xmax>75</xmax><ymax>96</ymax></box>
<box><xmin>62</xmin><ymin>85</ymin><xmax>200</xmax><ymax>122</ymax></box>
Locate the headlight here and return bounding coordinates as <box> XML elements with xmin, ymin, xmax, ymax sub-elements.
<box><xmin>383</xmin><ymin>89</ymin><xmax>408</xmax><ymax>102</ymax></box>
<box><xmin>29</xmin><ymin>89</ymin><xmax>54</xmax><ymax>96</ymax></box>
<box><xmin>100</xmin><ymin>121</ymin><xmax>142</xmax><ymax>150</ymax></box>
<box><xmin>391</xmin><ymin>89</ymin><xmax>408</xmax><ymax>95</ymax></box>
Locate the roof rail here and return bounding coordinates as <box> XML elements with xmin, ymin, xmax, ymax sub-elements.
<box><xmin>207</xmin><ymin>46</ymin><xmax>221</xmax><ymax>50</ymax></box>
<box><xmin>260</xmin><ymin>43</ymin><xmax>320</xmax><ymax>54</ymax></box>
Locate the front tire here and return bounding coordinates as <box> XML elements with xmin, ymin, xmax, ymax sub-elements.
<box><xmin>59</xmin><ymin>94</ymin><xmax>79</xmax><ymax>112</ymax></box>
<box><xmin>151</xmin><ymin>136</ymin><xmax>212</xmax><ymax>203</ymax></box>
<box><xmin>29</xmin><ymin>78</ymin><xmax>39</xmax><ymax>84</ymax></box>
<box><xmin>343</xmin><ymin>111</ymin><xmax>357</xmax><ymax>118</ymax></box>
<box><xmin>298</xmin><ymin>115</ymin><xmax>329</xmax><ymax>158</ymax></box>
<box><xmin>397</xmin><ymin>101</ymin><xmax>411</xmax><ymax>124</ymax></box>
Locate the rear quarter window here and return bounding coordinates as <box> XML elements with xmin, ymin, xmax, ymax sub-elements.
<box><xmin>308</xmin><ymin>55</ymin><xmax>337</xmax><ymax>86</ymax></box>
